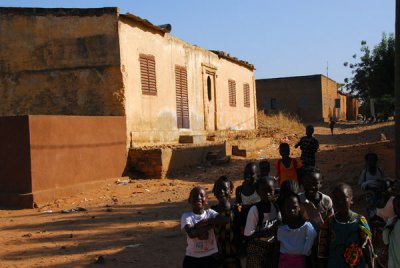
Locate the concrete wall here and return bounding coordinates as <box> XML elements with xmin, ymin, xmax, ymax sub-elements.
<box><xmin>128</xmin><ymin>143</ymin><xmax>226</xmax><ymax>178</ymax></box>
<box><xmin>256</xmin><ymin>75</ymin><xmax>323</xmax><ymax>122</ymax></box>
<box><xmin>0</xmin><ymin>8</ymin><xmax>125</xmax><ymax>116</ymax></box>
<box><xmin>0</xmin><ymin>115</ymin><xmax>127</xmax><ymax>208</ymax></box>
<box><xmin>118</xmin><ymin>17</ymin><xmax>256</xmax><ymax>144</ymax></box>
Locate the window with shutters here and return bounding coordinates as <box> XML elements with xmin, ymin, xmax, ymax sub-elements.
<box><xmin>228</xmin><ymin>79</ymin><xmax>236</xmax><ymax>107</ymax></box>
<box><xmin>139</xmin><ymin>54</ymin><xmax>157</xmax><ymax>95</ymax></box>
<box><xmin>243</xmin><ymin>83</ymin><xmax>250</xmax><ymax>107</ymax></box>
<box><xmin>175</xmin><ymin>65</ymin><xmax>190</xmax><ymax>129</ymax></box>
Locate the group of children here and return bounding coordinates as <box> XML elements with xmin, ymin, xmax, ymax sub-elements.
<box><xmin>181</xmin><ymin>126</ymin><xmax>400</xmax><ymax>268</ymax></box>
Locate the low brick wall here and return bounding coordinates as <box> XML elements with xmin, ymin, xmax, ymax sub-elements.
<box><xmin>0</xmin><ymin>115</ymin><xmax>127</xmax><ymax>208</ymax></box>
<box><xmin>128</xmin><ymin>143</ymin><xmax>226</xmax><ymax>178</ymax></box>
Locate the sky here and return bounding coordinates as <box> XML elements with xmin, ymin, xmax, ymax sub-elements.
<box><xmin>0</xmin><ymin>1</ymin><xmax>395</xmax><ymax>83</ymax></box>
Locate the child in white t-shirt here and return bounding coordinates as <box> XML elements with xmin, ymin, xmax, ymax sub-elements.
<box><xmin>358</xmin><ymin>152</ymin><xmax>386</xmax><ymax>191</ymax></box>
<box><xmin>181</xmin><ymin>186</ymin><xmax>228</xmax><ymax>268</ymax></box>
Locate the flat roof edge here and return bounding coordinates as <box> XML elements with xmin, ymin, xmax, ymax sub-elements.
<box><xmin>0</xmin><ymin>7</ymin><xmax>119</xmax><ymax>17</ymax></box>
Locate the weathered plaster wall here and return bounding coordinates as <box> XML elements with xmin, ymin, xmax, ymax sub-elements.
<box><xmin>0</xmin><ymin>8</ymin><xmax>125</xmax><ymax>116</ymax></box>
<box><xmin>118</xmin><ymin>18</ymin><xmax>208</xmax><ymax>144</ymax></box>
<box><xmin>118</xmin><ymin>18</ymin><xmax>256</xmax><ymax>144</ymax></box>
<box><xmin>214</xmin><ymin>58</ymin><xmax>256</xmax><ymax>130</ymax></box>
<box><xmin>256</xmin><ymin>75</ymin><xmax>323</xmax><ymax>122</ymax></box>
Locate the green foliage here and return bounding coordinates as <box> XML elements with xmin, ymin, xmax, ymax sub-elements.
<box><xmin>343</xmin><ymin>33</ymin><xmax>395</xmax><ymax>113</ymax></box>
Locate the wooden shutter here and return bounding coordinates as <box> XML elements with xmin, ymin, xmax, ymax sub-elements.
<box><xmin>175</xmin><ymin>65</ymin><xmax>190</xmax><ymax>128</ymax></box>
<box><xmin>228</xmin><ymin>79</ymin><xmax>236</xmax><ymax>107</ymax></box>
<box><xmin>139</xmin><ymin>54</ymin><xmax>157</xmax><ymax>95</ymax></box>
<box><xmin>243</xmin><ymin>83</ymin><xmax>250</xmax><ymax>107</ymax></box>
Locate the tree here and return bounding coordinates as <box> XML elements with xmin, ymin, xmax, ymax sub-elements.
<box><xmin>343</xmin><ymin>33</ymin><xmax>395</xmax><ymax>115</ymax></box>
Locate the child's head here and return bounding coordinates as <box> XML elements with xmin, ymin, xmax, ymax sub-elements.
<box><xmin>306</xmin><ymin>125</ymin><xmax>314</xmax><ymax>137</ymax></box>
<box><xmin>256</xmin><ymin>177</ymin><xmax>275</xmax><ymax>203</ymax></box>
<box><xmin>364</xmin><ymin>152</ymin><xmax>378</xmax><ymax>168</ymax></box>
<box><xmin>280</xmin><ymin>179</ymin><xmax>299</xmax><ymax>195</ymax></box>
<box><xmin>259</xmin><ymin>160</ymin><xmax>271</xmax><ymax>177</ymax></box>
<box><xmin>279</xmin><ymin>143</ymin><xmax>290</xmax><ymax>158</ymax></box>
<box><xmin>212</xmin><ymin>176</ymin><xmax>234</xmax><ymax>202</ymax></box>
<box><xmin>281</xmin><ymin>192</ymin><xmax>302</xmax><ymax>221</ymax></box>
<box><xmin>332</xmin><ymin>183</ymin><xmax>353</xmax><ymax>214</ymax></box>
<box><xmin>394</xmin><ymin>195</ymin><xmax>400</xmax><ymax>217</ymax></box>
<box><xmin>188</xmin><ymin>186</ymin><xmax>208</xmax><ymax>213</ymax></box>
<box><xmin>303</xmin><ymin>168</ymin><xmax>323</xmax><ymax>197</ymax></box>
<box><xmin>243</xmin><ymin>162</ymin><xmax>259</xmax><ymax>183</ymax></box>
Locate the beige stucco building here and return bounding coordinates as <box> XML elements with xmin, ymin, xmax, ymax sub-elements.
<box><xmin>0</xmin><ymin>7</ymin><xmax>257</xmax><ymax>146</ymax></box>
<box><xmin>256</xmin><ymin>74</ymin><xmax>351</xmax><ymax>122</ymax></box>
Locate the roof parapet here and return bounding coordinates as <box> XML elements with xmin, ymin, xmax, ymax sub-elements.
<box><xmin>120</xmin><ymin>13</ymin><xmax>171</xmax><ymax>35</ymax></box>
<box><xmin>210</xmin><ymin>50</ymin><xmax>254</xmax><ymax>71</ymax></box>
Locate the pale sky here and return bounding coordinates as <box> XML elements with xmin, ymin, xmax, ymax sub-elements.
<box><xmin>0</xmin><ymin>1</ymin><xmax>395</xmax><ymax>83</ymax></box>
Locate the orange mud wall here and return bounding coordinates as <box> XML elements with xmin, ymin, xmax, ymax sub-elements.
<box><xmin>0</xmin><ymin>116</ymin><xmax>127</xmax><ymax>208</ymax></box>
<box><xmin>346</xmin><ymin>96</ymin><xmax>360</xmax><ymax>120</ymax></box>
<box><xmin>256</xmin><ymin>75</ymin><xmax>324</xmax><ymax>122</ymax></box>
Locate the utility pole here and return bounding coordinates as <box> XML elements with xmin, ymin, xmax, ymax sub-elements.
<box><xmin>396</xmin><ymin>0</ymin><xmax>400</xmax><ymax>179</ymax></box>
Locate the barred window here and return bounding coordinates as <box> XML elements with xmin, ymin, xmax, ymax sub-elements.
<box><xmin>243</xmin><ymin>83</ymin><xmax>250</xmax><ymax>107</ymax></box>
<box><xmin>139</xmin><ymin>54</ymin><xmax>157</xmax><ymax>95</ymax></box>
<box><xmin>228</xmin><ymin>79</ymin><xmax>236</xmax><ymax>107</ymax></box>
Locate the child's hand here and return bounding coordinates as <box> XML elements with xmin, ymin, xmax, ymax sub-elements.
<box><xmin>195</xmin><ymin>219</ymin><xmax>209</xmax><ymax>228</ymax></box>
<box><xmin>269</xmin><ymin>222</ymin><xmax>279</xmax><ymax>233</ymax></box>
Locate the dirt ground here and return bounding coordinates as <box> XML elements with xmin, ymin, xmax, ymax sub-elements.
<box><xmin>0</xmin><ymin>121</ymin><xmax>396</xmax><ymax>268</ymax></box>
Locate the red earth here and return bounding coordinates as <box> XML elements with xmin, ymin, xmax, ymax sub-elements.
<box><xmin>0</xmin><ymin>121</ymin><xmax>396</xmax><ymax>267</ymax></box>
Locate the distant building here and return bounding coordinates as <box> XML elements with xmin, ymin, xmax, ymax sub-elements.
<box><xmin>256</xmin><ymin>74</ymin><xmax>355</xmax><ymax>122</ymax></box>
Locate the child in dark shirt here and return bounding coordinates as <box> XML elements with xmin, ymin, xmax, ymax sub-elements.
<box><xmin>295</xmin><ymin>125</ymin><xmax>319</xmax><ymax>168</ymax></box>
<box><xmin>211</xmin><ymin>176</ymin><xmax>241</xmax><ymax>268</ymax></box>
<box><xmin>317</xmin><ymin>183</ymin><xmax>374</xmax><ymax>268</ymax></box>
<box><xmin>244</xmin><ymin>177</ymin><xmax>281</xmax><ymax>268</ymax></box>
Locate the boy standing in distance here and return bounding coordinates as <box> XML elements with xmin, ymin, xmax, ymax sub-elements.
<box><xmin>295</xmin><ymin>125</ymin><xmax>319</xmax><ymax>168</ymax></box>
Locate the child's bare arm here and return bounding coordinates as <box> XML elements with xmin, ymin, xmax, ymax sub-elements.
<box><xmin>207</xmin><ymin>214</ymin><xmax>229</xmax><ymax>226</ymax></box>
<box><xmin>247</xmin><ymin>221</ymin><xmax>278</xmax><ymax>239</ymax></box>
<box><xmin>235</xmin><ymin>186</ymin><xmax>242</xmax><ymax>204</ymax></box>
<box><xmin>362</xmin><ymin>243</ymin><xmax>375</xmax><ymax>268</ymax></box>
<box><xmin>184</xmin><ymin>222</ymin><xmax>212</xmax><ymax>239</ymax></box>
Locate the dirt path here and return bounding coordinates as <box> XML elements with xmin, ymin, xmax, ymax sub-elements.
<box><xmin>0</xmin><ymin>121</ymin><xmax>396</xmax><ymax>268</ymax></box>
